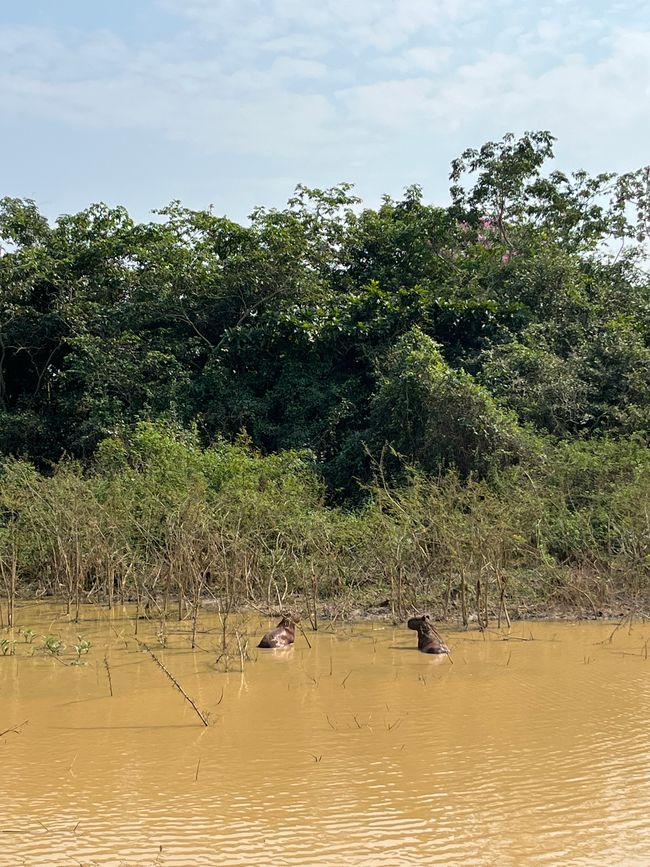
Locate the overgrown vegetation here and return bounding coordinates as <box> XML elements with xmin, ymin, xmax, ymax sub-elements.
<box><xmin>1</xmin><ymin>131</ymin><xmax>648</xmax><ymax>621</ymax></box>
<box><xmin>0</xmin><ymin>422</ymin><xmax>647</xmax><ymax>625</ymax></box>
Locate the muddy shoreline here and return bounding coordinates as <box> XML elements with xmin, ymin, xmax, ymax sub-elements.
<box><xmin>114</xmin><ymin>593</ymin><xmax>650</xmax><ymax>624</ymax></box>
<box><xmin>5</xmin><ymin>590</ymin><xmax>648</xmax><ymax>631</ymax></box>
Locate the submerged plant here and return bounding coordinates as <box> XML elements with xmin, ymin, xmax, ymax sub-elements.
<box><xmin>18</xmin><ymin>628</ymin><xmax>35</xmax><ymax>643</ymax></box>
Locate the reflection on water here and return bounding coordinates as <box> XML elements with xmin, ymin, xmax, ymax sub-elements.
<box><xmin>1</xmin><ymin>605</ymin><xmax>649</xmax><ymax>865</ymax></box>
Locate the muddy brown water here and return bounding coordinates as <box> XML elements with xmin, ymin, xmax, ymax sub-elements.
<box><xmin>1</xmin><ymin>604</ymin><xmax>649</xmax><ymax>866</ymax></box>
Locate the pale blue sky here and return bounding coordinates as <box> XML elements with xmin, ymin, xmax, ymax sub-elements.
<box><xmin>2</xmin><ymin>0</ymin><xmax>648</xmax><ymax>222</ymax></box>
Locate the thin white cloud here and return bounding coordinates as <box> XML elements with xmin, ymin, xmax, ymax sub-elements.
<box><xmin>269</xmin><ymin>57</ymin><xmax>328</xmax><ymax>81</ymax></box>
<box><xmin>0</xmin><ymin>0</ymin><xmax>648</xmax><ymax>217</ymax></box>
<box><xmin>158</xmin><ymin>0</ymin><xmax>485</xmax><ymax>50</ymax></box>
<box><xmin>336</xmin><ymin>29</ymin><xmax>650</xmax><ymax>154</ymax></box>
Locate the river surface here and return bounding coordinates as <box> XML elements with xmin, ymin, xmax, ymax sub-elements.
<box><xmin>0</xmin><ymin>604</ymin><xmax>649</xmax><ymax>866</ymax></box>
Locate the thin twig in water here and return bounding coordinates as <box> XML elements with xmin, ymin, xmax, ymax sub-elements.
<box><xmin>597</xmin><ymin>614</ymin><xmax>632</xmax><ymax>646</ymax></box>
<box><xmin>234</xmin><ymin>629</ymin><xmax>247</xmax><ymax>671</ymax></box>
<box><xmin>103</xmin><ymin>655</ymin><xmax>113</xmax><ymax>697</ymax></box>
<box><xmin>341</xmin><ymin>670</ymin><xmax>352</xmax><ymax>688</ymax></box>
<box><xmin>297</xmin><ymin>622</ymin><xmax>312</xmax><ymax>649</ymax></box>
<box><xmin>111</xmin><ymin>624</ymin><xmax>129</xmax><ymax>650</ymax></box>
<box><xmin>137</xmin><ymin>640</ymin><xmax>209</xmax><ymax>726</ymax></box>
<box><xmin>195</xmin><ymin>758</ymin><xmax>201</xmax><ymax>782</ymax></box>
<box><xmin>0</xmin><ymin>719</ymin><xmax>28</xmax><ymax>737</ymax></box>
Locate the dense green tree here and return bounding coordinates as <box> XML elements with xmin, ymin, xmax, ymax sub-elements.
<box><xmin>370</xmin><ymin>327</ymin><xmax>527</xmax><ymax>477</ymax></box>
<box><xmin>0</xmin><ymin>133</ymin><xmax>647</xmax><ymax>496</ymax></box>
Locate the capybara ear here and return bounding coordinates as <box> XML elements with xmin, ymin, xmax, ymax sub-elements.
<box><xmin>423</xmin><ymin>613</ymin><xmax>431</xmax><ymax>622</ymax></box>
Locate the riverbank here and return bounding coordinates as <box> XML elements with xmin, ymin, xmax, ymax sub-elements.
<box><xmin>5</xmin><ymin>585</ymin><xmax>648</xmax><ymax>634</ymax></box>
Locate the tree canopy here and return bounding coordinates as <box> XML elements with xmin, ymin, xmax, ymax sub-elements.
<box><xmin>1</xmin><ymin>132</ymin><xmax>648</xmax><ymax>500</ymax></box>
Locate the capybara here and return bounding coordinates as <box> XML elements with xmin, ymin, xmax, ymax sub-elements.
<box><xmin>407</xmin><ymin>614</ymin><xmax>450</xmax><ymax>654</ymax></box>
<box><xmin>257</xmin><ymin>616</ymin><xmax>296</xmax><ymax>648</ymax></box>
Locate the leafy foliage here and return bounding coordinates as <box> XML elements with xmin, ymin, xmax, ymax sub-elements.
<box><xmin>370</xmin><ymin>327</ymin><xmax>526</xmax><ymax>477</ymax></box>
<box><xmin>0</xmin><ymin>132</ymin><xmax>648</xmax><ymax>507</ymax></box>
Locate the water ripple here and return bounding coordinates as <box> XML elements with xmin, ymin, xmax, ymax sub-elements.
<box><xmin>1</xmin><ymin>612</ymin><xmax>649</xmax><ymax>866</ymax></box>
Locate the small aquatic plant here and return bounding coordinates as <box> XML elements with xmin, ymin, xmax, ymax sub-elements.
<box><xmin>18</xmin><ymin>628</ymin><xmax>35</xmax><ymax>643</ymax></box>
<box><xmin>72</xmin><ymin>637</ymin><xmax>92</xmax><ymax>664</ymax></box>
<box><xmin>42</xmin><ymin>634</ymin><xmax>66</xmax><ymax>655</ymax></box>
<box><xmin>0</xmin><ymin>638</ymin><xmax>16</xmax><ymax>656</ymax></box>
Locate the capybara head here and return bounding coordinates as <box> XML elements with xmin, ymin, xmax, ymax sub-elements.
<box><xmin>278</xmin><ymin>615</ymin><xmax>296</xmax><ymax>629</ymax></box>
<box><xmin>407</xmin><ymin>613</ymin><xmax>449</xmax><ymax>654</ymax></box>
<box><xmin>407</xmin><ymin>614</ymin><xmax>432</xmax><ymax>632</ymax></box>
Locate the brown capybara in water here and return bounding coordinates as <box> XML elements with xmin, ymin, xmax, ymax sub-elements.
<box><xmin>407</xmin><ymin>614</ymin><xmax>450</xmax><ymax>654</ymax></box>
<box><xmin>257</xmin><ymin>616</ymin><xmax>296</xmax><ymax>648</ymax></box>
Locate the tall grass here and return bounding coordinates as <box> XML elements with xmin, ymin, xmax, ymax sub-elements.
<box><xmin>1</xmin><ymin>423</ymin><xmax>648</xmax><ymax>626</ymax></box>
